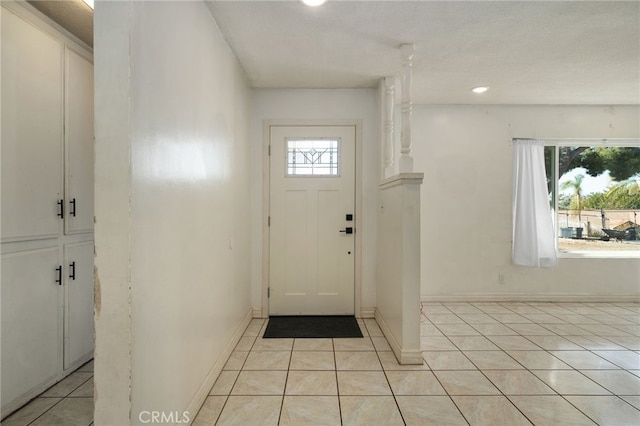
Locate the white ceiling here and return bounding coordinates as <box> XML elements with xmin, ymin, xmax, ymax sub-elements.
<box><xmin>28</xmin><ymin>0</ymin><xmax>93</xmax><ymax>47</ymax></box>
<box><xmin>25</xmin><ymin>0</ymin><xmax>639</xmax><ymax>105</ymax></box>
<box><xmin>206</xmin><ymin>0</ymin><xmax>640</xmax><ymax>105</ymax></box>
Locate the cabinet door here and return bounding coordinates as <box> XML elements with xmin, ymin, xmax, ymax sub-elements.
<box><xmin>1</xmin><ymin>246</ymin><xmax>61</xmax><ymax>409</ymax></box>
<box><xmin>64</xmin><ymin>241</ymin><xmax>94</xmax><ymax>369</ymax></box>
<box><xmin>1</xmin><ymin>9</ymin><xmax>64</xmax><ymax>242</ymax></box>
<box><xmin>65</xmin><ymin>49</ymin><xmax>94</xmax><ymax>234</ymax></box>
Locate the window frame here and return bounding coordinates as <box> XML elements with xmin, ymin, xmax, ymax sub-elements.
<box><xmin>285</xmin><ymin>137</ymin><xmax>342</xmax><ymax>177</ymax></box>
<box><xmin>542</xmin><ymin>138</ymin><xmax>640</xmax><ymax>259</ymax></box>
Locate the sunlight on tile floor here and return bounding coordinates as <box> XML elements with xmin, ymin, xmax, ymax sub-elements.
<box><xmin>194</xmin><ymin>302</ymin><xmax>640</xmax><ymax>425</ymax></box>
<box><xmin>4</xmin><ymin>302</ymin><xmax>640</xmax><ymax>425</ymax></box>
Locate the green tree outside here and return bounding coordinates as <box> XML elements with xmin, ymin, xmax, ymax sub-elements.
<box><xmin>559</xmin><ymin>147</ymin><xmax>640</xmax><ymax>181</ymax></box>
<box><xmin>561</xmin><ymin>174</ymin><xmax>585</xmax><ymax>224</ymax></box>
<box><xmin>582</xmin><ymin>177</ymin><xmax>640</xmax><ymax>210</ymax></box>
<box><xmin>546</xmin><ymin>146</ymin><xmax>640</xmax><ymax>211</ymax></box>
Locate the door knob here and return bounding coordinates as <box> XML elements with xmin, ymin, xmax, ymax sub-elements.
<box><xmin>339</xmin><ymin>227</ymin><xmax>354</xmax><ymax>234</ymax></box>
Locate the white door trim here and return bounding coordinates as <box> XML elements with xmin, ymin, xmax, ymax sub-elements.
<box><xmin>262</xmin><ymin>119</ymin><xmax>363</xmax><ymax>318</ymax></box>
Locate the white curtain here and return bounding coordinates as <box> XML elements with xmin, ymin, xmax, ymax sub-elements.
<box><xmin>512</xmin><ymin>139</ymin><xmax>557</xmax><ymax>267</ymax></box>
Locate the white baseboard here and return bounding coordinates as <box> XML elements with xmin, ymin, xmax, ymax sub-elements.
<box><xmin>374</xmin><ymin>310</ymin><xmax>422</xmax><ymax>365</ymax></box>
<box><xmin>421</xmin><ymin>294</ymin><xmax>640</xmax><ymax>303</ymax></box>
<box><xmin>359</xmin><ymin>306</ymin><xmax>375</xmax><ymax>318</ymax></box>
<box><xmin>186</xmin><ymin>308</ymin><xmax>253</xmax><ymax>421</ymax></box>
<box><xmin>2</xmin><ymin>374</ymin><xmax>59</xmax><ymax>420</ymax></box>
<box><xmin>396</xmin><ymin>349</ymin><xmax>424</xmax><ymax>365</ymax></box>
<box><xmin>256</xmin><ymin>306</ymin><xmax>376</xmax><ymax>319</ymax></box>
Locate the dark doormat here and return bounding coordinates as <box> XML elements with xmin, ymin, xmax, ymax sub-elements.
<box><xmin>263</xmin><ymin>315</ymin><xmax>363</xmax><ymax>338</ymax></box>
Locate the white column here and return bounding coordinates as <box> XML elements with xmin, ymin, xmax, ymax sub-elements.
<box><xmin>399</xmin><ymin>44</ymin><xmax>414</xmax><ymax>173</ymax></box>
<box><xmin>93</xmin><ymin>1</ymin><xmax>133</xmax><ymax>424</ymax></box>
<box><xmin>377</xmin><ymin>173</ymin><xmax>424</xmax><ymax>364</ymax></box>
<box><xmin>383</xmin><ymin>76</ymin><xmax>396</xmax><ymax>178</ymax></box>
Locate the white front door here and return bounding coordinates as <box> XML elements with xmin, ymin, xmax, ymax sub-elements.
<box><xmin>269</xmin><ymin>125</ymin><xmax>355</xmax><ymax>315</ymax></box>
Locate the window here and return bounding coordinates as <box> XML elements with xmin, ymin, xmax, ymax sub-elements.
<box><xmin>286</xmin><ymin>138</ymin><xmax>340</xmax><ymax>176</ymax></box>
<box><xmin>544</xmin><ymin>142</ymin><xmax>640</xmax><ymax>255</ymax></box>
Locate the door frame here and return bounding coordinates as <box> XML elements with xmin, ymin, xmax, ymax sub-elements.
<box><xmin>262</xmin><ymin>119</ymin><xmax>363</xmax><ymax>318</ymax></box>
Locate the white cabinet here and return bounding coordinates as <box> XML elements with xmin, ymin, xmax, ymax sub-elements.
<box><xmin>64</xmin><ymin>241</ymin><xmax>95</xmax><ymax>369</ymax></box>
<box><xmin>1</xmin><ymin>9</ymin><xmax>64</xmax><ymax>242</ymax></box>
<box><xmin>1</xmin><ymin>241</ymin><xmax>94</xmax><ymax>415</ymax></box>
<box><xmin>1</xmin><ymin>10</ymin><xmax>94</xmax><ymax>242</ymax></box>
<box><xmin>0</xmin><ymin>3</ymin><xmax>94</xmax><ymax>419</ymax></box>
<box><xmin>65</xmin><ymin>49</ymin><xmax>95</xmax><ymax>235</ymax></box>
<box><xmin>1</xmin><ymin>246</ymin><xmax>61</xmax><ymax>409</ymax></box>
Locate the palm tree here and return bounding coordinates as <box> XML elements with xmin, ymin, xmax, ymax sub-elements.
<box><xmin>613</xmin><ymin>174</ymin><xmax>640</xmax><ymax>196</ymax></box>
<box><xmin>561</xmin><ymin>174</ymin><xmax>585</xmax><ymax>226</ymax></box>
<box><xmin>604</xmin><ymin>174</ymin><xmax>640</xmax><ymax>209</ymax></box>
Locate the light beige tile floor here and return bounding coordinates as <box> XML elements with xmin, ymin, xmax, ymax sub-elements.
<box><xmin>195</xmin><ymin>302</ymin><xmax>640</xmax><ymax>425</ymax></box>
<box><xmin>5</xmin><ymin>302</ymin><xmax>640</xmax><ymax>425</ymax></box>
<box><xmin>1</xmin><ymin>360</ymin><xmax>94</xmax><ymax>426</ymax></box>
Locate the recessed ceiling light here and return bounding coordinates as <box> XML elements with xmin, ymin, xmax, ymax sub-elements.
<box><xmin>82</xmin><ymin>0</ymin><xmax>94</xmax><ymax>9</ymax></box>
<box><xmin>301</xmin><ymin>0</ymin><xmax>327</xmax><ymax>6</ymax></box>
<box><xmin>472</xmin><ymin>86</ymin><xmax>489</xmax><ymax>94</ymax></box>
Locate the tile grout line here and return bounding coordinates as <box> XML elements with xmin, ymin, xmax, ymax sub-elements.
<box><xmin>428</xmin><ymin>302</ymin><xmax>629</xmax><ymax>425</ymax></box>
<box><xmin>10</xmin><ymin>304</ymin><xmax>640</xmax><ymax>425</ymax></box>
<box><xmin>332</xmin><ymin>336</ymin><xmax>345</xmax><ymax>426</ymax></box>
<box><xmin>444</xmin><ymin>313</ymin><xmax>533</xmax><ymax>424</ymax></box>
<box><xmin>453</xmin><ymin>302</ymin><xmax>640</xmax><ymax>424</ymax></box>
<box><xmin>367</xmin><ymin>320</ymin><xmax>408</xmax><ymax>426</ymax></box>
<box><xmin>213</xmin><ymin>318</ymin><xmax>264</xmax><ymax>425</ymax></box>
<box><xmin>23</xmin><ymin>365</ymin><xmax>94</xmax><ymax>426</ymax></box>
<box><xmin>275</xmin><ymin>329</ymin><xmax>293</xmax><ymax>426</ymax></box>
<box><xmin>499</xmin><ymin>303</ymin><xmax>612</xmax><ymax>425</ymax></box>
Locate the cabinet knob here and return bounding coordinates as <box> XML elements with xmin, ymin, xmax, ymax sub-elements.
<box><xmin>69</xmin><ymin>261</ymin><xmax>76</xmax><ymax>280</ymax></box>
<box><xmin>70</xmin><ymin>198</ymin><xmax>77</xmax><ymax>217</ymax></box>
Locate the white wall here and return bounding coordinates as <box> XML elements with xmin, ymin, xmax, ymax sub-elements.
<box><xmin>94</xmin><ymin>3</ymin><xmax>133</xmax><ymax>423</ymax></box>
<box><xmin>94</xmin><ymin>1</ymin><xmax>252</xmax><ymax>424</ymax></box>
<box><xmin>251</xmin><ymin>89</ymin><xmax>379</xmax><ymax>314</ymax></box>
<box><xmin>412</xmin><ymin>105</ymin><xmax>640</xmax><ymax>300</ymax></box>
<box><xmin>376</xmin><ymin>175</ymin><xmax>423</xmax><ymax>364</ymax></box>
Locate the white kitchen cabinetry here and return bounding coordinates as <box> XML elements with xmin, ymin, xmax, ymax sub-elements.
<box><xmin>64</xmin><ymin>241</ymin><xmax>95</xmax><ymax>370</ymax></box>
<box><xmin>1</xmin><ymin>8</ymin><xmax>64</xmax><ymax>242</ymax></box>
<box><xmin>0</xmin><ymin>246</ymin><xmax>61</xmax><ymax>410</ymax></box>
<box><xmin>65</xmin><ymin>49</ymin><xmax>95</xmax><ymax>235</ymax></box>
<box><xmin>0</xmin><ymin>3</ymin><xmax>94</xmax><ymax>419</ymax></box>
